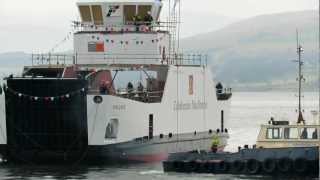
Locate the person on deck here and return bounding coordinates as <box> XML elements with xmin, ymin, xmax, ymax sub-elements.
<box><xmin>127</xmin><ymin>82</ymin><xmax>134</xmax><ymax>93</ymax></box>
<box><xmin>211</xmin><ymin>134</ymin><xmax>220</xmax><ymax>153</ymax></box>
<box><xmin>133</xmin><ymin>13</ymin><xmax>142</xmax><ymax>31</ymax></box>
<box><xmin>144</xmin><ymin>11</ymin><xmax>153</xmax><ymax>27</ymax></box>
<box><xmin>99</xmin><ymin>81</ymin><xmax>109</xmax><ymax>95</ymax></box>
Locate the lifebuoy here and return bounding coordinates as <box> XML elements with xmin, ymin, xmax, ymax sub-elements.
<box><xmin>277</xmin><ymin>158</ymin><xmax>292</xmax><ymax>173</ymax></box>
<box><xmin>245</xmin><ymin>159</ymin><xmax>260</xmax><ymax>174</ymax></box>
<box><xmin>293</xmin><ymin>158</ymin><xmax>307</xmax><ymax>174</ymax></box>
<box><xmin>262</xmin><ymin>158</ymin><xmax>277</xmax><ymax>174</ymax></box>
<box><xmin>231</xmin><ymin>160</ymin><xmax>245</xmax><ymax>174</ymax></box>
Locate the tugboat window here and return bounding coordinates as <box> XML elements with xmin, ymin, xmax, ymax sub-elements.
<box><xmin>284</xmin><ymin>127</ymin><xmax>298</xmax><ymax>139</ymax></box>
<box><xmin>266</xmin><ymin>128</ymin><xmax>282</xmax><ymax>139</ymax></box>
<box><xmin>300</xmin><ymin>128</ymin><xmax>317</xmax><ymax>139</ymax></box>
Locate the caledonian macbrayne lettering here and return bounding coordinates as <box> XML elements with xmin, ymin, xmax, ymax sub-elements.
<box><xmin>173</xmin><ymin>100</ymin><xmax>207</xmax><ymax>111</ymax></box>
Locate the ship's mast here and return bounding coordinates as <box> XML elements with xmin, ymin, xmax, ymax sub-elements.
<box><xmin>318</xmin><ymin>0</ymin><xmax>320</xmax><ymax>125</ymax></box>
<box><xmin>296</xmin><ymin>30</ymin><xmax>305</xmax><ymax>124</ymax></box>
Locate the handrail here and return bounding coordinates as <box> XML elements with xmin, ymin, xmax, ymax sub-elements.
<box><xmin>31</xmin><ymin>53</ymin><xmax>208</xmax><ymax>66</ymax></box>
<box><xmin>72</xmin><ymin>21</ymin><xmax>175</xmax><ymax>33</ymax></box>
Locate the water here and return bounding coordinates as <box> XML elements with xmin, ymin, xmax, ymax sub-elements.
<box><xmin>0</xmin><ymin>92</ymin><xmax>318</xmax><ymax>179</ymax></box>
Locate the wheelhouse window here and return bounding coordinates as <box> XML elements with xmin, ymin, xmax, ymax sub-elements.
<box><xmin>266</xmin><ymin>128</ymin><xmax>282</xmax><ymax>139</ymax></box>
<box><xmin>124</xmin><ymin>5</ymin><xmax>136</xmax><ymax>22</ymax></box>
<box><xmin>284</xmin><ymin>127</ymin><xmax>298</xmax><ymax>139</ymax></box>
<box><xmin>79</xmin><ymin>5</ymin><xmax>92</xmax><ymax>22</ymax></box>
<box><xmin>138</xmin><ymin>5</ymin><xmax>152</xmax><ymax>18</ymax></box>
<box><xmin>300</xmin><ymin>128</ymin><xmax>318</xmax><ymax>139</ymax></box>
<box><xmin>92</xmin><ymin>5</ymin><xmax>103</xmax><ymax>25</ymax></box>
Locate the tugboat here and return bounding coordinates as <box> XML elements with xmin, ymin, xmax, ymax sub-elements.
<box><xmin>0</xmin><ymin>0</ymin><xmax>232</xmax><ymax>163</ymax></box>
<box><xmin>162</xmin><ymin>32</ymin><xmax>319</xmax><ymax>177</ymax></box>
<box><xmin>256</xmin><ymin>31</ymin><xmax>319</xmax><ymax>149</ymax></box>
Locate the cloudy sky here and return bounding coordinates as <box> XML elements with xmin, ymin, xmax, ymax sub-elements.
<box><xmin>0</xmin><ymin>0</ymin><xmax>318</xmax><ymax>53</ymax></box>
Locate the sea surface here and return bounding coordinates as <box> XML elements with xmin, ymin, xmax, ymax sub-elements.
<box><xmin>0</xmin><ymin>91</ymin><xmax>318</xmax><ymax>180</ymax></box>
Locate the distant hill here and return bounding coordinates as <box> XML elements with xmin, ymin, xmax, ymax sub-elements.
<box><xmin>181</xmin><ymin>10</ymin><xmax>318</xmax><ymax>90</ymax></box>
<box><xmin>0</xmin><ymin>51</ymin><xmax>30</xmax><ymax>66</ymax></box>
<box><xmin>0</xmin><ymin>52</ymin><xmax>30</xmax><ymax>77</ymax></box>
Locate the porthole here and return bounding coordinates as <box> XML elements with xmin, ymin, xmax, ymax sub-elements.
<box><xmin>94</xmin><ymin>96</ymin><xmax>103</xmax><ymax>104</ymax></box>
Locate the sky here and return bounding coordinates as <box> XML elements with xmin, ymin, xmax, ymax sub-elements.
<box><xmin>0</xmin><ymin>0</ymin><xmax>318</xmax><ymax>53</ymax></box>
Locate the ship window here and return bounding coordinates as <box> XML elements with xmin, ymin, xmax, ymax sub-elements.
<box><xmin>300</xmin><ymin>128</ymin><xmax>318</xmax><ymax>139</ymax></box>
<box><xmin>138</xmin><ymin>5</ymin><xmax>152</xmax><ymax>18</ymax></box>
<box><xmin>266</xmin><ymin>128</ymin><xmax>281</xmax><ymax>139</ymax></box>
<box><xmin>79</xmin><ymin>5</ymin><xmax>92</xmax><ymax>22</ymax></box>
<box><xmin>189</xmin><ymin>75</ymin><xmax>194</xmax><ymax>95</ymax></box>
<box><xmin>155</xmin><ymin>6</ymin><xmax>161</xmax><ymax>20</ymax></box>
<box><xmin>105</xmin><ymin>119</ymin><xmax>119</xmax><ymax>139</ymax></box>
<box><xmin>92</xmin><ymin>5</ymin><xmax>103</xmax><ymax>25</ymax></box>
<box><xmin>284</xmin><ymin>127</ymin><xmax>298</xmax><ymax>139</ymax></box>
<box><xmin>124</xmin><ymin>5</ymin><xmax>136</xmax><ymax>23</ymax></box>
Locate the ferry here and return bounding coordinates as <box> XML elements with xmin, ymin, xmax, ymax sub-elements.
<box><xmin>0</xmin><ymin>0</ymin><xmax>232</xmax><ymax>163</ymax></box>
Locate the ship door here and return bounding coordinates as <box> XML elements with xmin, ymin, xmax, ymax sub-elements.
<box><xmin>149</xmin><ymin>114</ymin><xmax>153</xmax><ymax>139</ymax></box>
<box><xmin>105</xmin><ymin>118</ymin><xmax>119</xmax><ymax>139</ymax></box>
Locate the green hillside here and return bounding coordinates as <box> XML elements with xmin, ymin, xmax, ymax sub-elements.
<box><xmin>181</xmin><ymin>10</ymin><xmax>318</xmax><ymax>90</ymax></box>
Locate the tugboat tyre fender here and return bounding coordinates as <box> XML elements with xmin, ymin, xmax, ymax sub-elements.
<box><xmin>182</xmin><ymin>161</ymin><xmax>192</xmax><ymax>172</ymax></box>
<box><xmin>173</xmin><ymin>161</ymin><xmax>184</xmax><ymax>172</ymax></box>
<box><xmin>277</xmin><ymin>158</ymin><xmax>292</xmax><ymax>173</ymax></box>
<box><xmin>204</xmin><ymin>162</ymin><xmax>213</xmax><ymax>173</ymax></box>
<box><xmin>293</xmin><ymin>158</ymin><xmax>307</xmax><ymax>174</ymax></box>
<box><xmin>217</xmin><ymin>161</ymin><xmax>229</xmax><ymax>173</ymax></box>
<box><xmin>231</xmin><ymin>160</ymin><xmax>245</xmax><ymax>173</ymax></box>
<box><xmin>262</xmin><ymin>158</ymin><xmax>277</xmax><ymax>174</ymax></box>
<box><xmin>246</xmin><ymin>159</ymin><xmax>260</xmax><ymax>174</ymax></box>
<box><xmin>163</xmin><ymin>161</ymin><xmax>174</xmax><ymax>172</ymax></box>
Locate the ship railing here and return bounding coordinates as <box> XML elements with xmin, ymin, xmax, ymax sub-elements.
<box><xmin>76</xmin><ymin>53</ymin><xmax>207</xmax><ymax>66</ymax></box>
<box><xmin>169</xmin><ymin>54</ymin><xmax>208</xmax><ymax>66</ymax></box>
<box><xmin>88</xmin><ymin>87</ymin><xmax>163</xmax><ymax>103</ymax></box>
<box><xmin>72</xmin><ymin>21</ymin><xmax>175</xmax><ymax>33</ymax></box>
<box><xmin>31</xmin><ymin>54</ymin><xmax>75</xmax><ymax>66</ymax></box>
<box><xmin>115</xmin><ymin>88</ymin><xmax>163</xmax><ymax>103</ymax></box>
<box><xmin>216</xmin><ymin>88</ymin><xmax>232</xmax><ymax>101</ymax></box>
<box><xmin>31</xmin><ymin>53</ymin><xmax>208</xmax><ymax>67</ymax></box>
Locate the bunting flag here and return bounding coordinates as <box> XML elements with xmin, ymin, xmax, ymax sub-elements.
<box><xmin>103</xmin><ymin>34</ymin><xmax>165</xmax><ymax>45</ymax></box>
<box><xmin>4</xmin><ymin>86</ymin><xmax>86</xmax><ymax>102</ymax></box>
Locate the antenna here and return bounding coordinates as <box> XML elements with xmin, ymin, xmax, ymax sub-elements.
<box><xmin>318</xmin><ymin>0</ymin><xmax>320</xmax><ymax>125</ymax></box>
<box><xmin>295</xmin><ymin>29</ymin><xmax>305</xmax><ymax>124</ymax></box>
